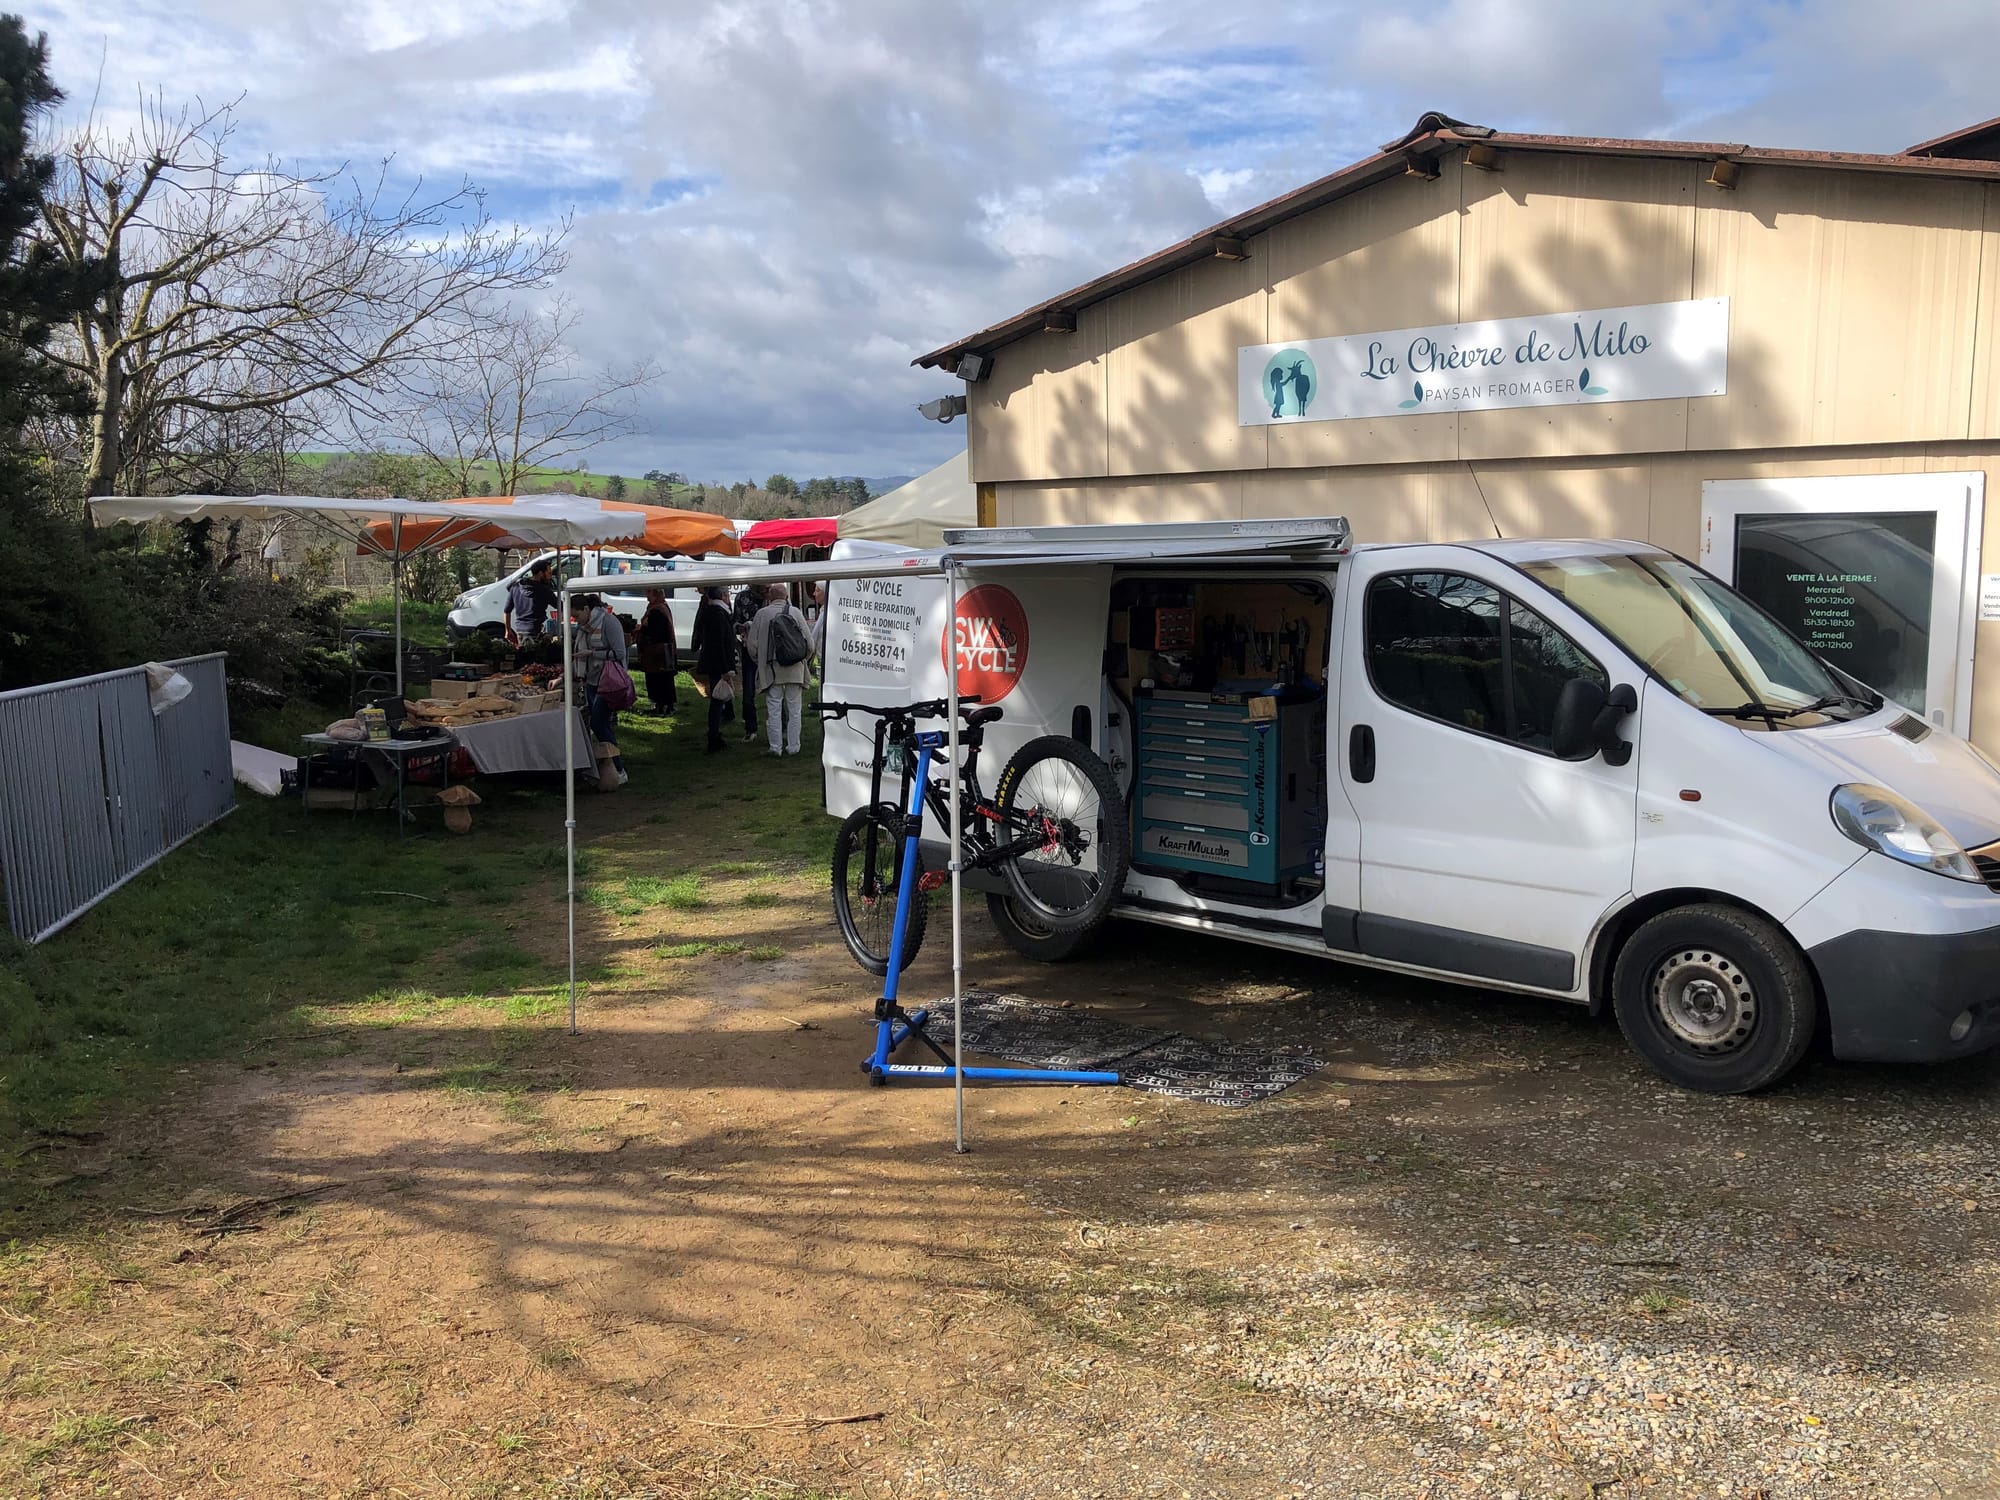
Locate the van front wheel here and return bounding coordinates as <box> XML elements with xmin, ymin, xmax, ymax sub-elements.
<box><xmin>1611</xmin><ymin>904</ymin><xmax>1816</xmax><ymax>1095</ymax></box>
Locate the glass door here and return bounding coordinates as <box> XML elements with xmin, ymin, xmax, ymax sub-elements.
<box><xmin>1701</xmin><ymin>474</ymin><xmax>1985</xmax><ymax>733</ymax></box>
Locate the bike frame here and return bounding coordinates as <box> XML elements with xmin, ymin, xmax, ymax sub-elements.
<box><xmin>862</xmin><ymin>732</ymin><xmax>1122</xmax><ymax>1090</ymax></box>
<box><xmin>853</xmin><ymin>708</ymin><xmax>1061</xmax><ymax>902</ymax></box>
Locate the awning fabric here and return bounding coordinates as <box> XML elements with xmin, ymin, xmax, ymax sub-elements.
<box><xmin>87</xmin><ymin>493</ymin><xmax>640</xmax><ymax>697</ymax></box>
<box><xmin>740</xmin><ymin>516</ymin><xmax>838</xmax><ymax>551</ymax></box>
<box><xmin>88</xmin><ymin>493</ymin><xmax>637</xmax><ymax>553</ymax></box>
<box><xmin>361</xmin><ymin>495</ymin><xmax>741</xmax><ymax>559</ymax></box>
<box><xmin>837</xmin><ymin>453</ymin><xmax>975</xmax><ymax>548</ymax></box>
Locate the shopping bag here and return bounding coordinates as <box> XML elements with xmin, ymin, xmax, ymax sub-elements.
<box><xmin>597</xmin><ymin>659</ymin><xmax>638</xmax><ymax>710</ymax></box>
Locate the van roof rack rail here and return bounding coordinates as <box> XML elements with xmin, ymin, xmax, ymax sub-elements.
<box><xmin>941</xmin><ymin>516</ymin><xmax>1351</xmax><ymax>552</ymax></box>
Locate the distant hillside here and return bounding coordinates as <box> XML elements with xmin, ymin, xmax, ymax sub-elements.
<box><xmin>295</xmin><ymin>454</ymin><xmax>910</xmax><ymax>504</ymax></box>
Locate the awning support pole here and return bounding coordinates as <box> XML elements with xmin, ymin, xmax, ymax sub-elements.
<box><xmin>946</xmin><ymin>559</ymin><xmax>965</xmax><ymax>1154</ymax></box>
<box><xmin>392</xmin><ymin>515</ymin><xmax>405</xmax><ymax>700</ymax></box>
<box><xmin>564</xmin><ymin>600</ymin><xmax>578</xmax><ymax>1036</ymax></box>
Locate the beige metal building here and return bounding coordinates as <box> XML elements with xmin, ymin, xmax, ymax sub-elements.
<box><xmin>916</xmin><ymin>112</ymin><xmax>2000</xmax><ymax>748</ymax></box>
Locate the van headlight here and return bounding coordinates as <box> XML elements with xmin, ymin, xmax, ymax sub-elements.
<box><xmin>454</xmin><ymin>592</ymin><xmax>474</xmax><ymax>609</ymax></box>
<box><xmin>1830</xmin><ymin>783</ymin><xmax>1983</xmax><ymax>882</ymax></box>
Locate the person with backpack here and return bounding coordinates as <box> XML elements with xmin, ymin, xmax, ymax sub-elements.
<box><xmin>748</xmin><ymin>582</ymin><xmax>813</xmax><ymax>757</ymax></box>
<box><xmin>570</xmin><ymin>592</ymin><xmax>632</xmax><ymax>788</ymax></box>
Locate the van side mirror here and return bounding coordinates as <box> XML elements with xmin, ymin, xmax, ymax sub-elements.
<box><xmin>1552</xmin><ymin>679</ymin><xmax>1638</xmax><ymax>764</ymax></box>
<box><xmin>1551</xmin><ymin>679</ymin><xmax>1605</xmax><ymax>760</ymax></box>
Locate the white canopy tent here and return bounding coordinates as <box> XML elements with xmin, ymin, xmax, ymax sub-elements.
<box><xmin>837</xmin><ymin>452</ymin><xmax>976</xmax><ymax>548</ymax></box>
<box><xmin>89</xmin><ymin>494</ymin><xmax>642</xmax><ymax>696</ymax></box>
<box><xmin>556</xmin><ymin>518</ymin><xmax>1351</xmax><ymax>1150</ymax></box>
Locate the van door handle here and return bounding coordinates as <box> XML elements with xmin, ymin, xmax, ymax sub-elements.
<box><xmin>1349</xmin><ymin>724</ymin><xmax>1375</xmax><ymax>783</ymax></box>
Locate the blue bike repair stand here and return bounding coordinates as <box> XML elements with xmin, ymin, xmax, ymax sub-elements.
<box><xmin>862</xmin><ymin>733</ymin><xmax>1124</xmax><ymax>1089</ymax></box>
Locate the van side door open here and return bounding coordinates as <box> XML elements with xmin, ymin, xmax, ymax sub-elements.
<box><xmin>1332</xmin><ymin>547</ymin><xmax>1641</xmax><ymax>993</ymax></box>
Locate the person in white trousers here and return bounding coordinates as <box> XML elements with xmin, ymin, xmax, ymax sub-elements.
<box><xmin>748</xmin><ymin>583</ymin><xmax>812</xmax><ymax>756</ymax></box>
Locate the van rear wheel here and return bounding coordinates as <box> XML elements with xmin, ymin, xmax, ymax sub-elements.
<box><xmin>985</xmin><ymin>893</ymin><xmax>1102</xmax><ymax>963</ymax></box>
<box><xmin>1611</xmin><ymin>904</ymin><xmax>1816</xmax><ymax>1095</ymax></box>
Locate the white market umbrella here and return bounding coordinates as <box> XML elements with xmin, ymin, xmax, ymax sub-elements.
<box><xmin>89</xmin><ymin>494</ymin><xmax>642</xmax><ymax>695</ymax></box>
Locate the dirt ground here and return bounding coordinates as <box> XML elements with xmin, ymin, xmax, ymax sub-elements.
<box><xmin>6</xmin><ymin>807</ymin><xmax>2000</xmax><ymax>1499</ymax></box>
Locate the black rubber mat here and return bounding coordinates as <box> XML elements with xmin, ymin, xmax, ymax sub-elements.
<box><xmin>924</xmin><ymin>989</ymin><xmax>1322</xmax><ymax>1107</ymax></box>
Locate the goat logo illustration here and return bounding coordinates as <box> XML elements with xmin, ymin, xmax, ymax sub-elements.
<box><xmin>1261</xmin><ymin>349</ymin><xmax>1317</xmax><ymax>419</ymax></box>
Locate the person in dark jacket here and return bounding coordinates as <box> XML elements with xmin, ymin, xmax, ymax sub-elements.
<box><xmin>690</xmin><ymin>586</ymin><xmax>738</xmax><ymax>753</ymax></box>
<box><xmin>636</xmin><ymin>589</ymin><xmax>679</xmax><ymax>714</ymax></box>
<box><xmin>731</xmin><ymin>583</ymin><xmax>762</xmax><ymax>741</ymax></box>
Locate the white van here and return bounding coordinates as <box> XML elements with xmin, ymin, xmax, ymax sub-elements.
<box><xmin>819</xmin><ymin>517</ymin><xmax>2000</xmax><ymax>1095</ymax></box>
<box><xmin>448</xmin><ymin>550</ymin><xmax>745</xmax><ymax>644</ymax></box>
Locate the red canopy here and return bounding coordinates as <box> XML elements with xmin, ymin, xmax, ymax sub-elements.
<box><xmin>740</xmin><ymin>516</ymin><xmax>837</xmax><ymax>551</ymax></box>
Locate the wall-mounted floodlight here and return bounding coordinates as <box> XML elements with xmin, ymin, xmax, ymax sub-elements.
<box><xmin>1465</xmin><ymin>143</ymin><xmax>1502</xmax><ymax>171</ymax></box>
<box><xmin>1706</xmin><ymin>159</ymin><xmax>1741</xmax><ymax>190</ymax></box>
<box><xmin>954</xmin><ymin>352</ymin><xmax>990</xmax><ymax>382</ymax></box>
<box><xmin>918</xmin><ymin>394</ymin><xmax>968</xmax><ymax>423</ymax></box>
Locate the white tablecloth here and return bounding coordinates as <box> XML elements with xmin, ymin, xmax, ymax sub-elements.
<box><xmin>451</xmin><ymin>708</ymin><xmax>597</xmax><ymax>777</ymax></box>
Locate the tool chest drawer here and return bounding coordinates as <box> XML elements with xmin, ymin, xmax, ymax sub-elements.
<box><xmin>1134</xmin><ymin>690</ymin><xmax>1317</xmax><ymax>887</ymax></box>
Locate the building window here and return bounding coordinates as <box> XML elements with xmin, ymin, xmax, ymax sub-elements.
<box><xmin>1365</xmin><ymin>572</ymin><xmax>1606</xmax><ymax>751</ymax></box>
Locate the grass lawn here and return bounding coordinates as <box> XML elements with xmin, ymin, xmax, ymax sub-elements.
<box><xmin>0</xmin><ymin>675</ymin><xmax>829</xmax><ymax>1172</ymax></box>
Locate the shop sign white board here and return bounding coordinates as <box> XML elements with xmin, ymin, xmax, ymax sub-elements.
<box><xmin>829</xmin><ymin>575</ymin><xmax>921</xmax><ymax>681</ymax></box>
<box><xmin>1238</xmin><ymin>297</ymin><xmax>1728</xmax><ymax>426</ymax></box>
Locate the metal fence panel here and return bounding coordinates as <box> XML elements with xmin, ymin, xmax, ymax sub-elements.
<box><xmin>0</xmin><ymin>653</ymin><xmax>234</xmax><ymax>943</ymax></box>
<box><xmin>154</xmin><ymin>655</ymin><xmax>233</xmax><ymax>847</ymax></box>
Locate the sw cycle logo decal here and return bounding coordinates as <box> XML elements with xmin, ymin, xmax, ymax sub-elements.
<box><xmin>945</xmin><ymin>584</ymin><xmax>1030</xmax><ymax>703</ymax></box>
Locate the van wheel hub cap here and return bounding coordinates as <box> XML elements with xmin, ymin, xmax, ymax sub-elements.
<box><xmin>1652</xmin><ymin>949</ymin><xmax>1756</xmax><ymax>1053</ymax></box>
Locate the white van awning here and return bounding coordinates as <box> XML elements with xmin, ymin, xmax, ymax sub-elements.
<box><xmin>562</xmin><ymin>517</ymin><xmax>1351</xmax><ymax>595</ymax></box>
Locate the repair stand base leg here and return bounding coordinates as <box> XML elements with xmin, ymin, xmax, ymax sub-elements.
<box><xmin>860</xmin><ymin>997</ymin><xmax>1122</xmax><ymax>1087</ymax></box>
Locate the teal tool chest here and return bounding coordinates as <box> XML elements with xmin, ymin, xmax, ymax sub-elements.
<box><xmin>1134</xmin><ymin>688</ymin><xmax>1321</xmax><ymax>890</ymax></box>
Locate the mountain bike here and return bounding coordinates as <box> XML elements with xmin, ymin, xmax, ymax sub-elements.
<box><xmin>819</xmin><ymin>696</ymin><xmax>1131</xmax><ymax>976</ymax></box>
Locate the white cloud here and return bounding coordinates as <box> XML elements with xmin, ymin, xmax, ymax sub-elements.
<box><xmin>25</xmin><ymin>0</ymin><xmax>2000</xmax><ymax>481</ymax></box>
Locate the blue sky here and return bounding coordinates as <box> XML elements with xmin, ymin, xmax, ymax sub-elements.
<box><xmin>25</xmin><ymin>0</ymin><xmax>2000</xmax><ymax>484</ymax></box>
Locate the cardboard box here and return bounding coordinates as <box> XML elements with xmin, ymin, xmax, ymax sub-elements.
<box><xmin>429</xmin><ymin>673</ymin><xmax>522</xmax><ymax>701</ymax></box>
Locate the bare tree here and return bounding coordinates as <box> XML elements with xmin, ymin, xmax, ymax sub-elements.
<box><xmin>35</xmin><ymin>96</ymin><xmax>566</xmax><ymax>495</ymax></box>
<box><xmin>389</xmin><ymin>294</ymin><xmax>656</xmax><ymax>497</ymax></box>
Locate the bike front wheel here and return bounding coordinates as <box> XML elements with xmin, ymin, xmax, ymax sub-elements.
<box><xmin>830</xmin><ymin>803</ymin><xmax>928</xmax><ymax>976</ymax></box>
<box><xmin>991</xmin><ymin>736</ymin><xmax>1130</xmax><ymax>936</ymax></box>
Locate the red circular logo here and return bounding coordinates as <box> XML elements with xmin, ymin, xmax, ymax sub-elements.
<box><xmin>943</xmin><ymin>584</ymin><xmax>1030</xmax><ymax>703</ymax></box>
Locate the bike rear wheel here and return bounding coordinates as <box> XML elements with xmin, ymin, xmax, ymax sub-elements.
<box><xmin>992</xmin><ymin>736</ymin><xmax>1130</xmax><ymax>936</ymax></box>
<box><xmin>831</xmin><ymin>804</ymin><xmax>928</xmax><ymax>976</ymax></box>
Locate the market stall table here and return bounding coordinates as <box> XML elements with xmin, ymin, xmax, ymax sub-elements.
<box><xmin>449</xmin><ymin>707</ymin><xmax>598</xmax><ymax>780</ymax></box>
<box><xmin>297</xmin><ymin>729</ymin><xmax>456</xmax><ymax>832</ymax></box>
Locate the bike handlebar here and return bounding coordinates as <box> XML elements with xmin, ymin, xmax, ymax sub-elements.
<box><xmin>813</xmin><ymin>695</ymin><xmax>985</xmax><ymax>721</ymax></box>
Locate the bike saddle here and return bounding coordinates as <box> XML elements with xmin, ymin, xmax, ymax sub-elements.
<box><xmin>966</xmin><ymin>706</ymin><xmax>1004</xmax><ymax>728</ymax></box>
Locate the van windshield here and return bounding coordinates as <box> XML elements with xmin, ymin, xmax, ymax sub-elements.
<box><xmin>1518</xmin><ymin>552</ymin><xmax>1879</xmax><ymax>724</ymax></box>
